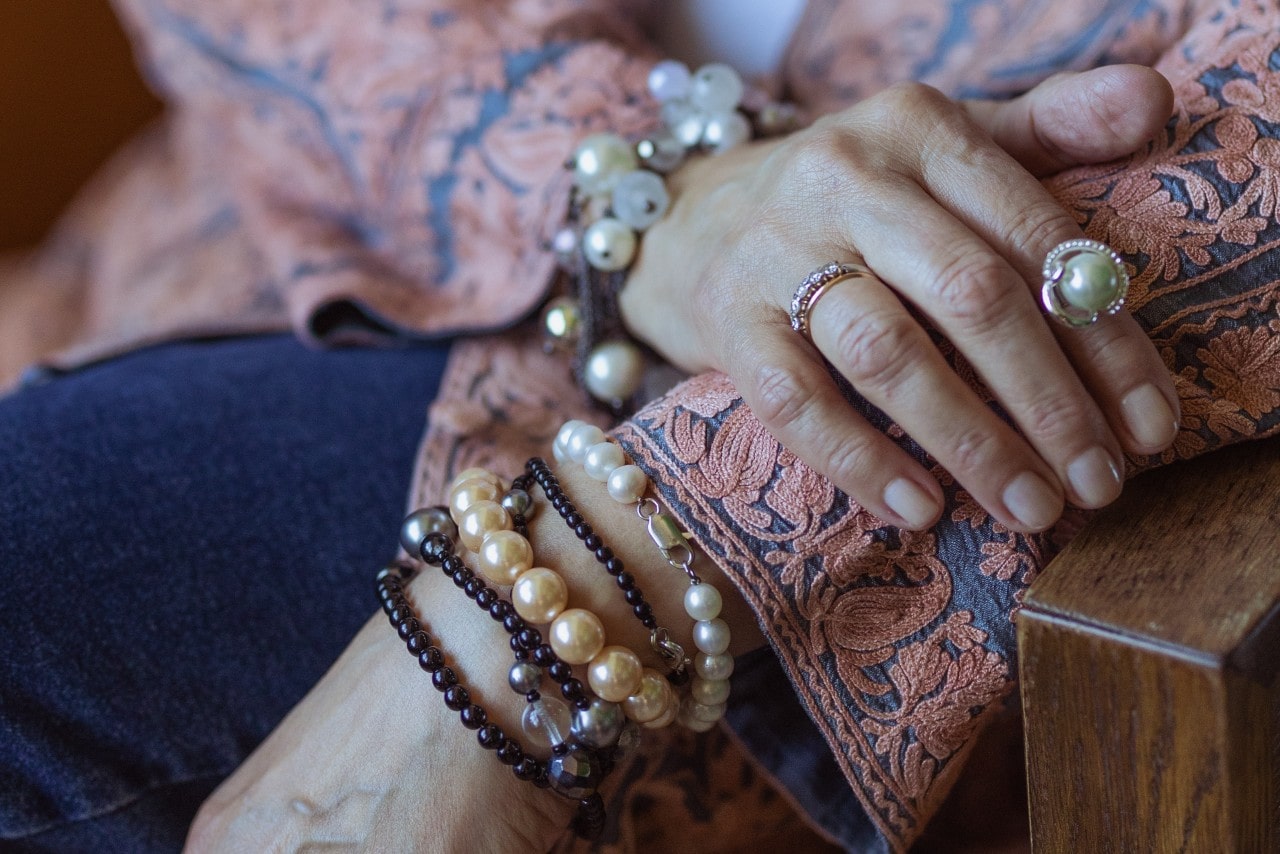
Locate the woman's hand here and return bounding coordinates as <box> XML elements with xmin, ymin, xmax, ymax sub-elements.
<box><xmin>621</xmin><ymin>66</ymin><xmax>1180</xmax><ymax>532</ymax></box>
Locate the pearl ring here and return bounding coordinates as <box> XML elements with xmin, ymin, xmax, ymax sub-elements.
<box><xmin>790</xmin><ymin>261</ymin><xmax>879</xmax><ymax>343</ymax></box>
<box><xmin>1041</xmin><ymin>239</ymin><xmax>1129</xmax><ymax>327</ymax></box>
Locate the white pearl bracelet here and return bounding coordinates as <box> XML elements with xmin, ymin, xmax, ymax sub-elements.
<box><xmin>554</xmin><ymin>420</ymin><xmax>733</xmax><ymax>732</ymax></box>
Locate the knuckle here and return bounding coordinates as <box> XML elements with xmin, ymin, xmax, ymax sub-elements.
<box><xmin>1019</xmin><ymin>392</ymin><xmax>1089</xmax><ymax>442</ymax></box>
<box><xmin>750</xmin><ymin>363</ymin><xmax>816</xmax><ymax>430</ymax></box>
<box><xmin>949</xmin><ymin>425</ymin><xmax>1004</xmax><ymax>473</ymax></box>
<box><xmin>833</xmin><ymin>310</ymin><xmax>921</xmax><ymax>391</ymax></box>
<box><xmin>931</xmin><ymin>252</ymin><xmax>1021</xmax><ymax>325</ymax></box>
<box><xmin>873</xmin><ymin>81</ymin><xmax>953</xmax><ymax>119</ymax></box>
<box><xmin>1005</xmin><ymin>204</ymin><xmax>1075</xmax><ymax>260</ymax></box>
<box><xmin>821</xmin><ymin>430</ymin><xmax>879</xmax><ymax>486</ymax></box>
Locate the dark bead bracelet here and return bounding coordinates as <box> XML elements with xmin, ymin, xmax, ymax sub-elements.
<box><xmin>375</xmin><ymin>556</ymin><xmax>608</xmax><ymax>839</ymax></box>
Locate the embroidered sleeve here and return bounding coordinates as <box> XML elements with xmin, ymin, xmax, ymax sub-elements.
<box><xmin>613</xmin><ymin>7</ymin><xmax>1280</xmax><ymax>852</ymax></box>
<box><xmin>102</xmin><ymin>0</ymin><xmax>661</xmax><ymax>345</ymax></box>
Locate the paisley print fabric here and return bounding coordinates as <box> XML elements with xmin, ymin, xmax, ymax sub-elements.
<box><xmin>3</xmin><ymin>1</ymin><xmax>1279</xmax><ymax>851</ymax></box>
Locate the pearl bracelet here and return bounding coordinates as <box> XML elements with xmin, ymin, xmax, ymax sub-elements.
<box><xmin>544</xmin><ymin>60</ymin><xmax>801</xmax><ymax>412</ymax></box>
<box><xmin>553</xmin><ymin>420</ymin><xmax>733</xmax><ymax>731</ymax></box>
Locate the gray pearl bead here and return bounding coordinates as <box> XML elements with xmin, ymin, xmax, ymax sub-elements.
<box><xmin>399</xmin><ymin>506</ymin><xmax>456</xmax><ymax>555</ymax></box>
<box><xmin>570</xmin><ymin>697</ymin><xmax>625</xmax><ymax>749</ymax></box>
<box><xmin>508</xmin><ymin>661</ymin><xmax>543</xmax><ymax>695</ymax></box>
<box><xmin>501</xmin><ymin>488</ymin><xmax>535</xmax><ymax>520</ymax></box>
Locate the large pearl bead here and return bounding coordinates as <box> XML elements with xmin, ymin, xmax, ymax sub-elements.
<box><xmin>1060</xmin><ymin>251</ymin><xmax>1121</xmax><ymax>312</ymax></box>
<box><xmin>692</xmin><ymin>618</ymin><xmax>731</xmax><ymax>655</ymax></box>
<box><xmin>582</xmin><ymin>217</ymin><xmax>637</xmax><ymax>271</ymax></box>
<box><xmin>694</xmin><ymin>651</ymin><xmax>735</xmax><ymax>681</ymax></box>
<box><xmin>566</xmin><ymin>423</ymin><xmax>606</xmax><ymax>463</ymax></box>
<box><xmin>691</xmin><ymin>676</ymin><xmax>731</xmax><ymax>706</ymax></box>
<box><xmin>399</xmin><ymin>506</ymin><xmax>456</xmax><ymax>555</ymax></box>
<box><xmin>450</xmin><ymin>467</ymin><xmax>501</xmax><ymax>493</ymax></box>
<box><xmin>449</xmin><ymin>478</ymin><xmax>500</xmax><ymax>524</ymax></box>
<box><xmin>586</xmin><ymin>645</ymin><xmax>644</xmax><ymax>703</ymax></box>
<box><xmin>583</xmin><ymin>441</ymin><xmax>625</xmax><ymax>482</ymax></box>
<box><xmin>684</xmin><ymin>582</ymin><xmax>722</xmax><ymax>621</ymax></box>
<box><xmin>682</xmin><ymin>696</ymin><xmax>727</xmax><ymax>723</ymax></box>
<box><xmin>607</xmin><ymin>464</ymin><xmax>649</xmax><ymax>504</ymax></box>
<box><xmin>585</xmin><ymin>340</ymin><xmax>644</xmax><ymax>404</ymax></box>
<box><xmin>611</xmin><ymin>169</ymin><xmax>670</xmax><ymax>231</ymax></box>
<box><xmin>572</xmin><ymin>133</ymin><xmax>637</xmax><ymax>195</ymax></box>
<box><xmin>549</xmin><ymin>608</ymin><xmax>606</xmax><ymax>665</ymax></box>
<box><xmin>476</xmin><ymin>529</ymin><xmax>533</xmax><ymax>586</ymax></box>
<box><xmin>571</xmin><ymin>697</ymin><xmax>625</xmax><ymax>749</ymax></box>
<box><xmin>623</xmin><ymin>668</ymin><xmax>674</xmax><ymax>723</ymax></box>
<box><xmin>689</xmin><ymin>63</ymin><xmax>744</xmax><ymax>113</ymax></box>
<box><xmin>457</xmin><ymin>500</ymin><xmax>511</xmax><ymax>552</ymax></box>
<box><xmin>511</xmin><ymin>567</ymin><xmax>569</xmax><ymax>624</ymax></box>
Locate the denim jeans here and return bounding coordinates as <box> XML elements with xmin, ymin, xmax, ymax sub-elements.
<box><xmin>0</xmin><ymin>336</ymin><xmax>450</xmax><ymax>852</ymax></box>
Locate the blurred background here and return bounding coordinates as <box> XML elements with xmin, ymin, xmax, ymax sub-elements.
<box><xmin>0</xmin><ymin>1</ymin><xmax>161</xmax><ymax>250</ymax></box>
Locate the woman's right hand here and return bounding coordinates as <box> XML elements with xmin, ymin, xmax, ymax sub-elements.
<box><xmin>621</xmin><ymin>66</ymin><xmax>1180</xmax><ymax>532</ymax></box>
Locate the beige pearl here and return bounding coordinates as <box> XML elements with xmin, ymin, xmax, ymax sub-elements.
<box><xmin>586</xmin><ymin>645</ymin><xmax>644</xmax><ymax>703</ymax></box>
<box><xmin>511</xmin><ymin>567</ymin><xmax>569</xmax><ymax>623</ymax></box>
<box><xmin>548</xmin><ymin>608</ymin><xmax>606</xmax><ymax>665</ymax></box>
<box><xmin>449</xmin><ymin>478</ymin><xmax>500</xmax><ymax>524</ymax></box>
<box><xmin>476</xmin><ymin>530</ymin><xmax>533</xmax><ymax>586</ymax></box>
<box><xmin>642</xmin><ymin>701</ymin><xmax>679</xmax><ymax>730</ymax></box>
<box><xmin>450</xmin><ymin>467</ymin><xmax>502</xmax><ymax>492</ymax></box>
<box><xmin>457</xmin><ymin>500</ymin><xmax>511</xmax><ymax>551</ymax></box>
<box><xmin>623</xmin><ymin>668</ymin><xmax>673</xmax><ymax>723</ymax></box>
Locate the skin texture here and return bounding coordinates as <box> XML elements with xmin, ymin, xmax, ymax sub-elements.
<box><xmin>621</xmin><ymin>66</ymin><xmax>1180</xmax><ymax>532</ymax></box>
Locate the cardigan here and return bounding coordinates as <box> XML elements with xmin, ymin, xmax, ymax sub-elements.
<box><xmin>3</xmin><ymin>1</ymin><xmax>1278</xmax><ymax>850</ymax></box>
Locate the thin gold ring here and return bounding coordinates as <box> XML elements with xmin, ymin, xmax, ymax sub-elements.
<box><xmin>789</xmin><ymin>261</ymin><xmax>878</xmax><ymax>342</ymax></box>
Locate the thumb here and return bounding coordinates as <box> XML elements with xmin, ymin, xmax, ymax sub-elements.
<box><xmin>964</xmin><ymin>65</ymin><xmax>1175</xmax><ymax>177</ymax></box>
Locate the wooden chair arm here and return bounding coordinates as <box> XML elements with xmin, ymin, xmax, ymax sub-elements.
<box><xmin>1019</xmin><ymin>437</ymin><xmax>1280</xmax><ymax>852</ymax></box>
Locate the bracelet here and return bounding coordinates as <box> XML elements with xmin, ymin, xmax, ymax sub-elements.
<box><xmin>545</xmin><ymin>60</ymin><xmax>801</xmax><ymax>412</ymax></box>
<box><xmin>374</xmin><ymin>558</ymin><xmax>608</xmax><ymax>839</ymax></box>
<box><xmin>553</xmin><ymin>420</ymin><xmax>733</xmax><ymax>731</ymax></box>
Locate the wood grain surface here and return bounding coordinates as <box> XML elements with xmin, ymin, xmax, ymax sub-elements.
<box><xmin>1020</xmin><ymin>438</ymin><xmax>1280</xmax><ymax>853</ymax></box>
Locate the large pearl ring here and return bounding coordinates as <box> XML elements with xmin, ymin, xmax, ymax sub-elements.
<box><xmin>1041</xmin><ymin>239</ymin><xmax>1129</xmax><ymax>328</ymax></box>
<box><xmin>789</xmin><ymin>261</ymin><xmax>877</xmax><ymax>342</ymax></box>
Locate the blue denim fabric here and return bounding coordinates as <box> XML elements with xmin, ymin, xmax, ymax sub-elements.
<box><xmin>0</xmin><ymin>336</ymin><xmax>450</xmax><ymax>852</ymax></box>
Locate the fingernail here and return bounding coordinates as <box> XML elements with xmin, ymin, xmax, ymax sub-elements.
<box><xmin>1121</xmin><ymin>384</ymin><xmax>1178</xmax><ymax>449</ymax></box>
<box><xmin>1002</xmin><ymin>472</ymin><xmax>1063</xmax><ymax>531</ymax></box>
<box><xmin>884</xmin><ymin>478</ymin><xmax>941</xmax><ymax>529</ymax></box>
<box><xmin>1066</xmin><ymin>447</ymin><xmax>1123</xmax><ymax>508</ymax></box>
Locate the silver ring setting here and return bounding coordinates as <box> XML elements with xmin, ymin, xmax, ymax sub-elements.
<box><xmin>790</xmin><ymin>261</ymin><xmax>875</xmax><ymax>341</ymax></box>
<box><xmin>1041</xmin><ymin>239</ymin><xmax>1129</xmax><ymax>328</ymax></box>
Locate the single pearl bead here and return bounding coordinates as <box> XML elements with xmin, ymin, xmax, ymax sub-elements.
<box><xmin>1060</xmin><ymin>251</ymin><xmax>1122</xmax><ymax>312</ymax></box>
<box><xmin>661</xmin><ymin>99</ymin><xmax>705</xmax><ymax>148</ymax></box>
<box><xmin>457</xmin><ymin>500</ymin><xmax>511</xmax><ymax>552</ymax></box>
<box><xmin>509</xmin><ymin>661</ymin><xmax>542</xmax><ymax>694</ymax></box>
<box><xmin>683</xmin><ymin>696</ymin><xmax>727</xmax><ymax>723</ymax></box>
<box><xmin>571</xmin><ymin>697</ymin><xmax>625</xmax><ymax>750</ymax></box>
<box><xmin>450</xmin><ymin>467</ymin><xmax>502</xmax><ymax>492</ymax></box>
<box><xmin>582</xmin><ymin>217</ymin><xmax>637</xmax><ymax>272</ymax></box>
<box><xmin>684</xmin><ymin>582</ymin><xmax>722</xmax><ymax>621</ymax></box>
<box><xmin>566</xmin><ymin>423</ymin><xmax>606</xmax><ymax>463</ymax></box>
<box><xmin>549</xmin><ymin>608</ymin><xmax>606</xmax><ymax>665</ymax></box>
<box><xmin>636</xmin><ymin>129</ymin><xmax>686</xmax><ymax>173</ymax></box>
<box><xmin>511</xmin><ymin>566</ymin><xmax>569</xmax><ymax>624</ymax></box>
<box><xmin>586</xmin><ymin>645</ymin><xmax>644</xmax><ymax>703</ymax></box>
<box><xmin>585</xmin><ymin>340</ymin><xmax>645</xmax><ymax>403</ymax></box>
<box><xmin>681</xmin><ymin>711</ymin><xmax>718</xmax><ymax>732</ymax></box>
<box><xmin>641</xmin><ymin>701</ymin><xmax>679</xmax><ymax>729</ymax></box>
<box><xmin>399</xmin><ymin>506</ymin><xmax>456</xmax><ymax>555</ymax></box>
<box><xmin>449</xmin><ymin>478</ymin><xmax>501</xmax><ymax>524</ymax></box>
<box><xmin>611</xmin><ymin>170</ymin><xmax>670</xmax><ymax>231</ymax></box>
<box><xmin>689</xmin><ymin>63</ymin><xmax>744</xmax><ymax>113</ymax></box>
<box><xmin>691</xmin><ymin>676</ymin><xmax>731</xmax><ymax>706</ymax></box>
<box><xmin>522</xmin><ymin>696</ymin><xmax>572</xmax><ymax>755</ymax></box>
<box><xmin>542</xmin><ymin>297</ymin><xmax>581</xmax><ymax>350</ymax></box>
<box><xmin>701</xmin><ymin>110</ymin><xmax>751</xmax><ymax>154</ymax></box>
<box><xmin>583</xmin><ymin>441</ymin><xmax>626</xmax><ymax>482</ymax></box>
<box><xmin>554</xmin><ymin>420</ymin><xmax>586</xmax><ymax>461</ymax></box>
<box><xmin>572</xmin><ymin>133</ymin><xmax>637</xmax><ymax>195</ymax></box>
<box><xmin>692</xmin><ymin>618</ymin><xmax>731</xmax><ymax>655</ymax></box>
<box><xmin>476</xmin><ymin>529</ymin><xmax>533</xmax><ymax>586</ymax></box>
<box><xmin>648</xmin><ymin>59</ymin><xmax>691</xmax><ymax>102</ymax></box>
<box><xmin>607</xmin><ymin>465</ymin><xmax>649</xmax><ymax>504</ymax></box>
<box><xmin>694</xmin><ymin>651</ymin><xmax>735</xmax><ymax>681</ymax></box>
<box><xmin>623</xmin><ymin>668</ymin><xmax>674</xmax><ymax>723</ymax></box>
